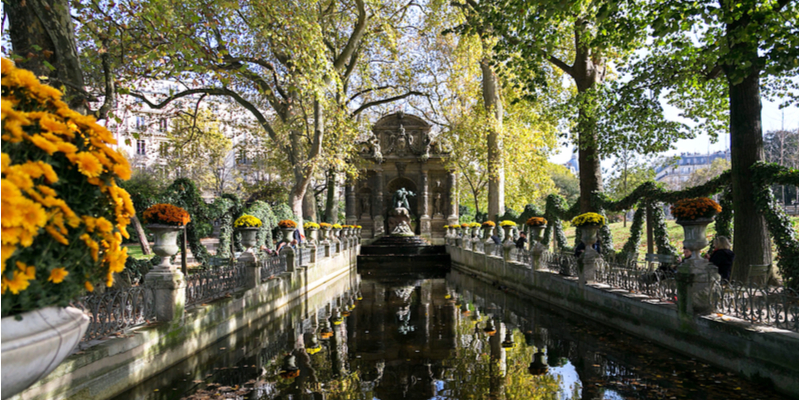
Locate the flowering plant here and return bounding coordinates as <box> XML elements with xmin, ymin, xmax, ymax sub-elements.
<box><xmin>332</xmin><ymin>224</ymin><xmax>343</xmax><ymax>229</ymax></box>
<box><xmin>670</xmin><ymin>197</ymin><xmax>722</xmax><ymax>220</ymax></box>
<box><xmin>355</xmin><ymin>225</ymin><xmax>362</xmax><ymax>229</ymax></box>
<box><xmin>303</xmin><ymin>222</ymin><xmax>320</xmax><ymax>230</ymax></box>
<box><xmin>234</xmin><ymin>214</ymin><xmax>262</xmax><ymax>228</ymax></box>
<box><xmin>2</xmin><ymin>59</ymin><xmax>134</xmax><ymax>315</ymax></box>
<box><xmin>526</xmin><ymin>217</ymin><xmax>547</xmax><ymax>226</ymax></box>
<box><xmin>278</xmin><ymin>220</ymin><xmax>297</xmax><ymax>228</ymax></box>
<box><xmin>499</xmin><ymin>220</ymin><xmax>516</xmax><ymax>227</ymax></box>
<box><xmin>481</xmin><ymin>220</ymin><xmax>496</xmax><ymax>227</ymax></box>
<box><xmin>443</xmin><ymin>225</ymin><xmax>450</xmax><ymax>229</ymax></box>
<box><xmin>460</xmin><ymin>223</ymin><xmax>469</xmax><ymax>228</ymax></box>
<box><xmin>319</xmin><ymin>222</ymin><xmax>332</xmax><ymax>229</ymax></box>
<box><xmin>144</xmin><ymin>204</ymin><xmax>191</xmax><ymax>226</ymax></box>
<box><xmin>571</xmin><ymin>212</ymin><xmax>606</xmax><ymax>227</ymax></box>
<box><xmin>468</xmin><ymin>222</ymin><xmax>481</xmax><ymax>228</ymax></box>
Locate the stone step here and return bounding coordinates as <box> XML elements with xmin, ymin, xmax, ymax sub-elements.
<box><xmin>359</xmin><ymin>245</ymin><xmax>446</xmax><ymax>256</ymax></box>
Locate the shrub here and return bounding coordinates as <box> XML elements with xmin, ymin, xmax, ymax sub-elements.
<box><xmin>2</xmin><ymin>59</ymin><xmax>134</xmax><ymax>316</ymax></box>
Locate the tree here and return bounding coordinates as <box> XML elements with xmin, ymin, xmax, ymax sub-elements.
<box><xmin>604</xmin><ymin>155</ymin><xmax>655</xmax><ymax>226</ymax></box>
<box><xmin>157</xmin><ymin>110</ymin><xmax>234</xmax><ymax>196</ymax></box>
<box><xmin>628</xmin><ymin>0</ymin><xmax>798</xmax><ymax>281</ymax></box>
<box><xmin>547</xmin><ymin>164</ymin><xmax>580</xmax><ymax>207</ymax></box>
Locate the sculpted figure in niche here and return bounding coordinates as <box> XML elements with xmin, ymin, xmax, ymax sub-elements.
<box><xmin>433</xmin><ymin>192</ymin><xmax>443</xmax><ymax>216</ymax></box>
<box><xmin>360</xmin><ymin>195</ymin><xmax>370</xmax><ymax>216</ymax></box>
<box><xmin>392</xmin><ymin>187</ymin><xmax>415</xmax><ymax>211</ymax></box>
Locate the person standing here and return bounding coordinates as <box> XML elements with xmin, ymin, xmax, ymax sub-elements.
<box><xmin>515</xmin><ymin>232</ymin><xmax>528</xmax><ymax>250</ymax></box>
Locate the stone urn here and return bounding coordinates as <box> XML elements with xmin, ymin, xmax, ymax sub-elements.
<box><xmin>280</xmin><ymin>227</ymin><xmax>296</xmax><ymax>244</ymax></box>
<box><xmin>579</xmin><ymin>225</ymin><xmax>601</xmax><ymax>248</ymax></box>
<box><xmin>236</xmin><ymin>227</ymin><xmax>260</xmax><ymax>251</ymax></box>
<box><xmin>320</xmin><ymin>227</ymin><xmax>331</xmax><ymax>242</ymax></box>
<box><xmin>501</xmin><ymin>224</ymin><xmax>516</xmax><ymax>246</ymax></box>
<box><xmin>677</xmin><ymin>217</ymin><xmax>714</xmax><ymax>260</ymax></box>
<box><xmin>528</xmin><ymin>350</ymin><xmax>549</xmax><ymax>376</ymax></box>
<box><xmin>528</xmin><ymin>225</ymin><xmax>545</xmax><ymax>243</ymax></box>
<box><xmin>482</xmin><ymin>225</ymin><xmax>494</xmax><ymax>242</ymax></box>
<box><xmin>332</xmin><ymin>227</ymin><xmax>342</xmax><ymax>241</ymax></box>
<box><xmin>306</xmin><ymin>228</ymin><xmax>319</xmax><ymax>245</ymax></box>
<box><xmin>1</xmin><ymin>306</ymin><xmax>90</xmax><ymax>398</ymax></box>
<box><xmin>148</xmin><ymin>224</ymin><xmax>183</xmax><ymax>271</ymax></box>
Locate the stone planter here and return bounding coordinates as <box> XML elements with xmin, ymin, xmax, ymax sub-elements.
<box><xmin>677</xmin><ymin>217</ymin><xmax>714</xmax><ymax>260</ymax></box>
<box><xmin>501</xmin><ymin>225</ymin><xmax>515</xmax><ymax>246</ymax></box>
<box><xmin>148</xmin><ymin>224</ymin><xmax>183</xmax><ymax>271</ymax></box>
<box><xmin>528</xmin><ymin>225</ymin><xmax>545</xmax><ymax>243</ymax></box>
<box><xmin>578</xmin><ymin>225</ymin><xmax>601</xmax><ymax>247</ymax></box>
<box><xmin>332</xmin><ymin>228</ymin><xmax>342</xmax><ymax>241</ymax></box>
<box><xmin>1</xmin><ymin>306</ymin><xmax>90</xmax><ymax>399</ymax></box>
<box><xmin>280</xmin><ymin>227</ymin><xmax>296</xmax><ymax>244</ymax></box>
<box><xmin>306</xmin><ymin>228</ymin><xmax>319</xmax><ymax>245</ymax></box>
<box><xmin>320</xmin><ymin>227</ymin><xmax>331</xmax><ymax>242</ymax></box>
<box><xmin>237</xmin><ymin>227</ymin><xmax>260</xmax><ymax>250</ymax></box>
<box><xmin>482</xmin><ymin>226</ymin><xmax>494</xmax><ymax>241</ymax></box>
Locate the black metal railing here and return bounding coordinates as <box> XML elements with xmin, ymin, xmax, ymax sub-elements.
<box><xmin>260</xmin><ymin>254</ymin><xmax>288</xmax><ymax>281</ymax></box>
<box><xmin>185</xmin><ymin>263</ymin><xmax>246</xmax><ymax>307</ymax></box>
<box><xmin>711</xmin><ymin>281</ymin><xmax>798</xmax><ymax>331</ymax></box>
<box><xmin>542</xmin><ymin>251</ymin><xmax>578</xmax><ymax>276</ymax></box>
<box><xmin>594</xmin><ymin>260</ymin><xmax>678</xmax><ymax>303</ymax></box>
<box><xmin>74</xmin><ymin>285</ymin><xmax>155</xmax><ymax>343</ymax></box>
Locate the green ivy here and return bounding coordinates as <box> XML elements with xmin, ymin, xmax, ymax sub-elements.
<box><xmin>620</xmin><ymin>205</ymin><xmax>646</xmax><ymax>257</ymax></box>
<box><xmin>542</xmin><ymin>194</ymin><xmax>570</xmax><ymax>250</ymax></box>
<box><xmin>714</xmin><ymin>186</ymin><xmax>733</xmax><ymax>243</ymax></box>
<box><xmin>648</xmin><ymin>202</ymin><xmax>677</xmax><ymax>256</ymax></box>
<box><xmin>752</xmin><ymin>162</ymin><xmax>799</xmax><ymax>289</ymax></box>
<box><xmin>212</xmin><ymin>194</ymin><xmax>239</xmax><ymax>259</ymax></box>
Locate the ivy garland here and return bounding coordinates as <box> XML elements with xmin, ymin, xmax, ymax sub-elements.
<box><xmin>542</xmin><ymin>194</ymin><xmax>569</xmax><ymax>250</ymax></box>
<box><xmin>212</xmin><ymin>194</ymin><xmax>239</xmax><ymax>259</ymax></box>
<box><xmin>648</xmin><ymin>202</ymin><xmax>677</xmax><ymax>255</ymax></box>
<box><xmin>714</xmin><ymin>186</ymin><xmax>733</xmax><ymax>243</ymax></box>
<box><xmin>243</xmin><ymin>201</ymin><xmax>278</xmax><ymax>250</ymax></box>
<box><xmin>752</xmin><ymin>162</ymin><xmax>799</xmax><ymax>289</ymax></box>
<box><xmin>620</xmin><ymin>204</ymin><xmax>646</xmax><ymax>257</ymax></box>
<box><xmin>597</xmin><ymin>208</ymin><xmax>615</xmax><ymax>255</ymax></box>
<box><xmin>159</xmin><ymin>178</ymin><xmax>211</xmax><ymax>265</ymax></box>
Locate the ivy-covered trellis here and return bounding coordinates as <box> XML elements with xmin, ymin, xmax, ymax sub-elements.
<box><xmin>529</xmin><ymin>163</ymin><xmax>798</xmax><ymax>289</ymax></box>
<box><xmin>158</xmin><ymin>178</ymin><xmax>212</xmax><ymax>265</ymax></box>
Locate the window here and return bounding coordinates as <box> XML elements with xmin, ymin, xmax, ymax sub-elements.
<box><xmin>135</xmin><ymin>116</ymin><xmax>146</xmax><ymax>130</ymax></box>
<box><xmin>136</xmin><ymin>139</ymin><xmax>146</xmax><ymax>155</ymax></box>
<box><xmin>237</xmin><ymin>148</ymin><xmax>249</xmax><ymax>165</ymax></box>
<box><xmin>159</xmin><ymin>118</ymin><xmax>168</xmax><ymax>131</ymax></box>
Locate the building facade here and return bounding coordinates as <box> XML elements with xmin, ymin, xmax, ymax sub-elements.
<box><xmin>654</xmin><ymin>150</ymin><xmax>731</xmax><ymax>189</ymax></box>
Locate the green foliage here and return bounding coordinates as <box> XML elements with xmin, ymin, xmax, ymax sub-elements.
<box><xmin>158</xmin><ymin>178</ymin><xmax>211</xmax><ymax>264</ymax></box>
<box><xmin>119</xmin><ymin>169</ymin><xmax>168</xmax><ymax>219</ymax></box>
<box><xmin>714</xmin><ymin>187</ymin><xmax>734</xmax><ymax>243</ymax></box>
<box><xmin>752</xmin><ymin>162</ymin><xmax>800</xmax><ymax>289</ymax></box>
<box><xmin>620</xmin><ymin>205</ymin><xmax>646</xmax><ymax>257</ymax></box>
<box><xmin>517</xmin><ymin>204</ymin><xmax>544</xmax><ymax>226</ymax></box>
<box><xmin>547</xmin><ymin>164</ymin><xmax>580</xmax><ymax>206</ymax></box>
<box><xmin>541</xmin><ymin>194</ymin><xmax>571</xmax><ymax>251</ymax></box>
<box><xmin>244</xmin><ymin>181</ymin><xmax>291</xmax><ymax>207</ymax></box>
<box><xmin>212</xmin><ymin>194</ymin><xmax>240</xmax><ymax>259</ymax></box>
<box><xmin>649</xmin><ymin>203</ymin><xmax>677</xmax><ymax>256</ymax></box>
<box><xmin>243</xmin><ymin>201</ymin><xmax>277</xmax><ymax>250</ymax></box>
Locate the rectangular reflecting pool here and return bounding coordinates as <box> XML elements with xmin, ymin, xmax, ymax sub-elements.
<box><xmin>112</xmin><ymin>268</ymin><xmax>790</xmax><ymax>399</ymax></box>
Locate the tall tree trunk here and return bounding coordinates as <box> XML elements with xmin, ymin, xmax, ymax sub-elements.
<box><xmin>131</xmin><ymin>215</ymin><xmax>151</xmax><ymax>256</ymax></box>
<box><xmin>481</xmin><ymin>57</ymin><xmax>504</xmax><ymax>221</ymax></box>
<box><xmin>325</xmin><ymin>169</ymin><xmax>338</xmax><ymax>224</ymax></box>
<box><xmin>726</xmin><ymin>68</ymin><xmax>772</xmax><ymax>283</ymax></box>
<box><xmin>302</xmin><ymin>186</ymin><xmax>317</xmax><ymax>222</ymax></box>
<box><xmin>6</xmin><ymin>0</ymin><xmax>87</xmax><ymax>113</ymax></box>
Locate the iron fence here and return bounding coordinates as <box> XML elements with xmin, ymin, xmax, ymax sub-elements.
<box><xmin>711</xmin><ymin>281</ymin><xmax>799</xmax><ymax>331</ymax></box>
<box><xmin>542</xmin><ymin>251</ymin><xmax>578</xmax><ymax>276</ymax></box>
<box><xmin>74</xmin><ymin>285</ymin><xmax>155</xmax><ymax>342</ymax></box>
<box><xmin>594</xmin><ymin>260</ymin><xmax>678</xmax><ymax>303</ymax></box>
<box><xmin>260</xmin><ymin>254</ymin><xmax>288</xmax><ymax>281</ymax></box>
<box><xmin>185</xmin><ymin>263</ymin><xmax>246</xmax><ymax>307</ymax></box>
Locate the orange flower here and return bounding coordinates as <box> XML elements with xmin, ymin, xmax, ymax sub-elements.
<box><xmin>143</xmin><ymin>203</ymin><xmax>191</xmax><ymax>225</ymax></box>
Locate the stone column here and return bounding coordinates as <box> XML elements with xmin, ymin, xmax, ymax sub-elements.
<box><xmin>345</xmin><ymin>182</ymin><xmax>357</xmax><ymax>226</ymax></box>
<box><xmin>373</xmin><ymin>167</ymin><xmax>385</xmax><ymax>237</ymax></box>
<box><xmin>420</xmin><ymin>167</ymin><xmax>431</xmax><ymax>237</ymax></box>
<box><xmin>282</xmin><ymin>246</ymin><xmax>296</xmax><ymax>273</ymax></box>
<box><xmin>578</xmin><ymin>248</ymin><xmax>601</xmax><ymax>286</ymax></box>
<box><xmin>677</xmin><ymin>259</ymin><xmax>720</xmax><ymax>316</ymax></box>
<box><xmin>144</xmin><ymin>261</ymin><xmax>186</xmax><ymax>323</ymax></box>
<box><xmin>238</xmin><ymin>250</ymin><xmax>260</xmax><ymax>290</ymax></box>
<box><xmin>531</xmin><ymin>242</ymin><xmax>548</xmax><ymax>271</ymax></box>
<box><xmin>446</xmin><ymin>170</ymin><xmax>459</xmax><ymax>226</ymax></box>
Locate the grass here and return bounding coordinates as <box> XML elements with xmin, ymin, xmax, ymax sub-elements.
<box><xmin>124</xmin><ymin>244</ymin><xmax>152</xmax><ymax>260</ymax></box>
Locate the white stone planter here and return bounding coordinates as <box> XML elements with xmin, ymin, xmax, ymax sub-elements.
<box><xmin>148</xmin><ymin>224</ymin><xmax>183</xmax><ymax>271</ymax></box>
<box><xmin>237</xmin><ymin>227</ymin><xmax>260</xmax><ymax>250</ymax></box>
<box><xmin>1</xmin><ymin>306</ymin><xmax>89</xmax><ymax>399</ymax></box>
<box><xmin>280</xmin><ymin>227</ymin><xmax>296</xmax><ymax>244</ymax></box>
<box><xmin>528</xmin><ymin>225</ymin><xmax>545</xmax><ymax>242</ymax></box>
<box><xmin>677</xmin><ymin>217</ymin><xmax>714</xmax><ymax>260</ymax></box>
<box><xmin>579</xmin><ymin>225</ymin><xmax>601</xmax><ymax>247</ymax></box>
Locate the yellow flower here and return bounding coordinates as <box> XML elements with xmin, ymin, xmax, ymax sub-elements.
<box><xmin>17</xmin><ymin>261</ymin><xmax>35</xmax><ymax>280</ymax></box>
<box><xmin>95</xmin><ymin>217</ymin><xmax>114</xmax><ymax>233</ymax></box>
<box><xmin>2</xmin><ymin>270</ymin><xmax>31</xmax><ymax>294</ymax></box>
<box><xmin>27</xmin><ymin>134</ymin><xmax>59</xmax><ymax>155</ymax></box>
<box><xmin>55</xmin><ymin>141</ymin><xmax>78</xmax><ymax>155</ymax></box>
<box><xmin>69</xmin><ymin>152</ymin><xmax>104</xmax><ymax>178</ymax></box>
<box><xmin>48</xmin><ymin>267</ymin><xmax>68</xmax><ymax>283</ymax></box>
<box><xmin>1</xmin><ymin>153</ymin><xmax>9</xmax><ymax>171</ymax></box>
<box><xmin>84</xmin><ymin>281</ymin><xmax>94</xmax><ymax>292</ymax></box>
<box><xmin>1</xmin><ymin>245</ymin><xmax>15</xmax><ymax>273</ymax></box>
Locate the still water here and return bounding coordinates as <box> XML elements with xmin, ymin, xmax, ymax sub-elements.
<box><xmin>114</xmin><ymin>269</ymin><xmax>788</xmax><ymax>400</ymax></box>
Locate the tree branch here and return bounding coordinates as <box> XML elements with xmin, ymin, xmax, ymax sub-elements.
<box><xmin>333</xmin><ymin>0</ymin><xmax>367</xmax><ymax>71</ymax></box>
<box><xmin>351</xmin><ymin>91</ymin><xmax>425</xmax><ymax>116</ymax></box>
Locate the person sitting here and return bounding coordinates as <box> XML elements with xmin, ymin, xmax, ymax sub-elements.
<box><xmin>515</xmin><ymin>232</ymin><xmax>528</xmax><ymax>250</ymax></box>
<box><xmin>490</xmin><ymin>233</ymin><xmax>501</xmax><ymax>245</ymax></box>
<box><xmin>705</xmin><ymin>236</ymin><xmax>734</xmax><ymax>282</ymax></box>
<box><xmin>574</xmin><ymin>240</ymin><xmax>601</xmax><ymax>258</ymax></box>
<box><xmin>260</xmin><ymin>245</ymin><xmax>277</xmax><ymax>256</ymax></box>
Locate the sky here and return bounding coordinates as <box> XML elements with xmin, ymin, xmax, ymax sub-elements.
<box><xmin>549</xmin><ymin>97</ymin><xmax>800</xmax><ymax>170</ymax></box>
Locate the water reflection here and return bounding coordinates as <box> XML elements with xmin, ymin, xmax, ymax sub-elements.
<box><xmin>114</xmin><ymin>269</ymin><xmax>788</xmax><ymax>400</ymax></box>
